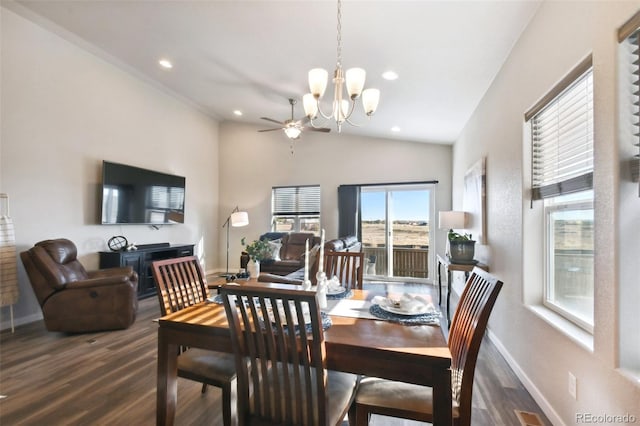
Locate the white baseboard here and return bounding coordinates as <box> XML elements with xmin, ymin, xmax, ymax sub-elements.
<box><xmin>486</xmin><ymin>329</ymin><xmax>566</xmax><ymax>426</ymax></box>
<box><xmin>0</xmin><ymin>312</ymin><xmax>42</xmax><ymax>332</ymax></box>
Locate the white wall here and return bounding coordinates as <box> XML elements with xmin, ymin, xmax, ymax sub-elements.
<box><xmin>453</xmin><ymin>1</ymin><xmax>640</xmax><ymax>424</ymax></box>
<box><xmin>0</xmin><ymin>8</ymin><xmax>220</xmax><ymax>329</ymax></box>
<box><xmin>218</xmin><ymin>121</ymin><xmax>452</xmax><ymax>274</ymax></box>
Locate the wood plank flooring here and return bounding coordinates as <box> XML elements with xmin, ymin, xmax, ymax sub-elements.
<box><xmin>0</xmin><ymin>283</ymin><xmax>550</xmax><ymax>425</ymax></box>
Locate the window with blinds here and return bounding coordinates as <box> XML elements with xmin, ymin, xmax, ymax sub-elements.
<box><xmin>272</xmin><ymin>185</ymin><xmax>321</xmax><ymax>233</ymax></box>
<box><xmin>527</xmin><ymin>58</ymin><xmax>594</xmax><ymax>200</ymax></box>
<box><xmin>619</xmin><ymin>13</ymin><xmax>640</xmax><ymax>192</ymax></box>
<box><xmin>525</xmin><ymin>56</ymin><xmax>595</xmax><ymax>332</ymax></box>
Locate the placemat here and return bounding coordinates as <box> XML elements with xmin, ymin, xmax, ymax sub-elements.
<box><xmin>327</xmin><ymin>288</ymin><xmax>353</xmax><ymax>300</ymax></box>
<box><xmin>369</xmin><ymin>304</ymin><xmax>440</xmax><ymax>326</ymax></box>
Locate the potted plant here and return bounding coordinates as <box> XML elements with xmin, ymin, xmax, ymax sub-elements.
<box><xmin>241</xmin><ymin>237</ymin><xmax>271</xmax><ymax>277</ymax></box>
<box><xmin>447</xmin><ymin>231</ymin><xmax>476</xmax><ymax>264</ymax></box>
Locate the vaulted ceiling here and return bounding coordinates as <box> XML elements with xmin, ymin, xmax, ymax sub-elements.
<box><xmin>6</xmin><ymin>0</ymin><xmax>541</xmax><ymax>143</ymax></box>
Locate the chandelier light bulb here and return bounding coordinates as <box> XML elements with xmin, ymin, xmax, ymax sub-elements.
<box><xmin>346</xmin><ymin>68</ymin><xmax>366</xmax><ymax>98</ymax></box>
<box><xmin>303</xmin><ymin>93</ymin><xmax>318</xmax><ymax>118</ymax></box>
<box><xmin>362</xmin><ymin>88</ymin><xmax>380</xmax><ymax>116</ymax></box>
<box><xmin>308</xmin><ymin>68</ymin><xmax>329</xmax><ymax>98</ymax></box>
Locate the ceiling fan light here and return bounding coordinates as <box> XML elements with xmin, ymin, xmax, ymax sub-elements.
<box><xmin>284</xmin><ymin>126</ymin><xmax>302</xmax><ymax>139</ymax></box>
<box><xmin>362</xmin><ymin>88</ymin><xmax>380</xmax><ymax>116</ymax></box>
<box><xmin>346</xmin><ymin>68</ymin><xmax>366</xmax><ymax>98</ymax></box>
<box><xmin>308</xmin><ymin>68</ymin><xmax>328</xmax><ymax>98</ymax></box>
<box><xmin>303</xmin><ymin>93</ymin><xmax>318</xmax><ymax>118</ymax></box>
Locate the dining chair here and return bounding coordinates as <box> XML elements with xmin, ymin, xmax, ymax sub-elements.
<box><xmin>323</xmin><ymin>251</ymin><xmax>364</xmax><ymax>290</ymax></box>
<box><xmin>152</xmin><ymin>256</ymin><xmax>237</xmax><ymax>426</ymax></box>
<box><xmin>352</xmin><ymin>267</ymin><xmax>503</xmax><ymax>426</ymax></box>
<box><xmin>220</xmin><ymin>284</ymin><xmax>359</xmax><ymax>426</ymax></box>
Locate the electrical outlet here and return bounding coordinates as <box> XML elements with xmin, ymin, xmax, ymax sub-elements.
<box><xmin>568</xmin><ymin>372</ymin><xmax>577</xmax><ymax>399</ymax></box>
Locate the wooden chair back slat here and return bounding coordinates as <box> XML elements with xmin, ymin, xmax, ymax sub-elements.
<box><xmin>221</xmin><ymin>285</ymin><xmax>327</xmax><ymax>426</ymax></box>
<box><xmin>152</xmin><ymin>256</ymin><xmax>208</xmax><ymax>316</ymax></box>
<box><xmin>448</xmin><ymin>267</ymin><xmax>503</xmax><ymax>426</ymax></box>
<box><xmin>324</xmin><ymin>251</ymin><xmax>364</xmax><ymax>290</ymax></box>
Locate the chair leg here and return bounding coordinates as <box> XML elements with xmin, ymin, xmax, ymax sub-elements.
<box><xmin>348</xmin><ymin>402</ymin><xmax>357</xmax><ymax>426</ymax></box>
<box><xmin>355</xmin><ymin>405</ymin><xmax>370</xmax><ymax>426</ymax></box>
<box><xmin>222</xmin><ymin>379</ymin><xmax>238</xmax><ymax>426</ymax></box>
<box><xmin>201</xmin><ymin>383</ymin><xmax>207</xmax><ymax>394</ymax></box>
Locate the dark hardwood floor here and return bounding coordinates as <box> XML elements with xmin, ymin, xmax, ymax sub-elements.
<box><xmin>0</xmin><ymin>283</ymin><xmax>549</xmax><ymax>425</ymax></box>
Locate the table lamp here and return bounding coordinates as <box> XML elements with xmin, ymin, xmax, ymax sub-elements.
<box><xmin>222</xmin><ymin>206</ymin><xmax>249</xmax><ymax>278</ymax></box>
<box><xmin>438</xmin><ymin>211</ymin><xmax>468</xmax><ymax>258</ymax></box>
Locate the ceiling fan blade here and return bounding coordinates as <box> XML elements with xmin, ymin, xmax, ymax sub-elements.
<box><xmin>306</xmin><ymin>127</ymin><xmax>331</xmax><ymax>133</ymax></box>
<box><xmin>260</xmin><ymin>117</ymin><xmax>285</xmax><ymax>125</ymax></box>
<box><xmin>258</xmin><ymin>128</ymin><xmax>283</xmax><ymax>132</ymax></box>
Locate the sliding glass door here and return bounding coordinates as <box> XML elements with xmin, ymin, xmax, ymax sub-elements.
<box><xmin>360</xmin><ymin>184</ymin><xmax>434</xmax><ymax>281</ymax></box>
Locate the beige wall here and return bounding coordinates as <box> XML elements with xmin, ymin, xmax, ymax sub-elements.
<box><xmin>218</xmin><ymin>121</ymin><xmax>452</xmax><ymax>274</ymax></box>
<box><xmin>0</xmin><ymin>8</ymin><xmax>220</xmax><ymax>327</ymax></box>
<box><xmin>453</xmin><ymin>1</ymin><xmax>640</xmax><ymax>424</ymax></box>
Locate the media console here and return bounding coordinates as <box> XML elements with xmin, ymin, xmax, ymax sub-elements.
<box><xmin>99</xmin><ymin>243</ymin><xmax>194</xmax><ymax>299</ymax></box>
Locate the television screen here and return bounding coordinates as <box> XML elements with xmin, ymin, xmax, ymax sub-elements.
<box><xmin>101</xmin><ymin>161</ymin><xmax>185</xmax><ymax>225</ymax></box>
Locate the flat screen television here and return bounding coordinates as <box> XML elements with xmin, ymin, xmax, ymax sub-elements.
<box><xmin>101</xmin><ymin>161</ymin><xmax>185</xmax><ymax>225</ymax></box>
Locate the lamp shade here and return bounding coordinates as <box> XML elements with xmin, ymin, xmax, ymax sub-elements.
<box><xmin>308</xmin><ymin>68</ymin><xmax>328</xmax><ymax>98</ymax></box>
<box><xmin>362</xmin><ymin>88</ymin><xmax>380</xmax><ymax>116</ymax></box>
<box><xmin>230</xmin><ymin>211</ymin><xmax>249</xmax><ymax>227</ymax></box>
<box><xmin>303</xmin><ymin>93</ymin><xmax>318</xmax><ymax>118</ymax></box>
<box><xmin>438</xmin><ymin>211</ymin><xmax>467</xmax><ymax>230</ymax></box>
<box><xmin>346</xmin><ymin>67</ymin><xmax>366</xmax><ymax>98</ymax></box>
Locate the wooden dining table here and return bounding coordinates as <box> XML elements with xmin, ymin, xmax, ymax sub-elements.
<box><xmin>156</xmin><ymin>281</ymin><xmax>453</xmax><ymax>425</ymax></box>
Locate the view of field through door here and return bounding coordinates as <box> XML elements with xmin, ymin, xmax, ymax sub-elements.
<box><xmin>360</xmin><ymin>184</ymin><xmax>434</xmax><ymax>280</ymax></box>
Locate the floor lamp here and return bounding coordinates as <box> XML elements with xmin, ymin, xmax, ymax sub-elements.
<box><xmin>222</xmin><ymin>206</ymin><xmax>249</xmax><ymax>278</ymax></box>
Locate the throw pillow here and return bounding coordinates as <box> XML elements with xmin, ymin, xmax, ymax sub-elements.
<box><xmin>268</xmin><ymin>239</ymin><xmax>282</xmax><ymax>261</ymax></box>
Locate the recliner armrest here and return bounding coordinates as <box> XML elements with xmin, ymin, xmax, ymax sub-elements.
<box><xmin>65</xmin><ymin>274</ymin><xmax>136</xmax><ymax>289</ymax></box>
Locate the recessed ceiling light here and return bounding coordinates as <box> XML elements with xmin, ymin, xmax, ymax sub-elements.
<box><xmin>158</xmin><ymin>59</ymin><xmax>173</xmax><ymax>69</ymax></box>
<box><xmin>391</xmin><ymin>126</ymin><xmax>401</xmax><ymax>132</ymax></box>
<box><xmin>233</xmin><ymin>110</ymin><xmax>243</xmax><ymax>117</ymax></box>
<box><xmin>382</xmin><ymin>71</ymin><xmax>399</xmax><ymax>81</ymax></box>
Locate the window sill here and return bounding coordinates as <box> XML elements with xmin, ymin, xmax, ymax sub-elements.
<box><xmin>526</xmin><ymin>304</ymin><xmax>594</xmax><ymax>352</ymax></box>
<box><xmin>617</xmin><ymin>368</ymin><xmax>640</xmax><ymax>388</ymax></box>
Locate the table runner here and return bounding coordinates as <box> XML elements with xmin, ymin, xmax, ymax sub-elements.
<box><xmin>326</xmin><ymin>298</ymin><xmax>378</xmax><ymax>320</ymax></box>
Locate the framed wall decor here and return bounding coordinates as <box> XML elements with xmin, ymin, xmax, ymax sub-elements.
<box><xmin>463</xmin><ymin>157</ymin><xmax>487</xmax><ymax>244</ymax></box>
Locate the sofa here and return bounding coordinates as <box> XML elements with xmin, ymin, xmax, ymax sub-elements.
<box><xmin>240</xmin><ymin>232</ymin><xmax>321</xmax><ymax>276</ymax></box>
<box><xmin>240</xmin><ymin>232</ymin><xmax>361</xmax><ymax>285</ymax></box>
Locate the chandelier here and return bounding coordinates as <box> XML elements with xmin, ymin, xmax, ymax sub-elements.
<box><xmin>302</xmin><ymin>0</ymin><xmax>380</xmax><ymax>133</ymax></box>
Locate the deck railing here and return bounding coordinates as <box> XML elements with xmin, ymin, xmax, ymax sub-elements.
<box><xmin>362</xmin><ymin>245</ymin><xmax>429</xmax><ymax>278</ymax></box>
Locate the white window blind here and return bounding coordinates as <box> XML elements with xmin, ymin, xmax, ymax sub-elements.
<box><xmin>630</xmin><ymin>30</ymin><xmax>640</xmax><ymax>186</ymax></box>
<box><xmin>620</xmin><ymin>24</ymin><xmax>640</xmax><ymax>188</ymax></box>
<box><xmin>272</xmin><ymin>185</ymin><xmax>320</xmax><ymax>216</ymax></box>
<box><xmin>529</xmin><ymin>61</ymin><xmax>594</xmax><ymax>200</ymax></box>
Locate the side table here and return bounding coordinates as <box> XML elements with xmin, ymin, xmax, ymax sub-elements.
<box><xmin>436</xmin><ymin>254</ymin><xmax>489</xmax><ymax>324</ymax></box>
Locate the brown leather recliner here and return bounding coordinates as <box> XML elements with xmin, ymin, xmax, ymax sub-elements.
<box><xmin>20</xmin><ymin>239</ymin><xmax>139</xmax><ymax>333</ymax></box>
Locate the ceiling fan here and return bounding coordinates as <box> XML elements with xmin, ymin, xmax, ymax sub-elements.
<box><xmin>258</xmin><ymin>98</ymin><xmax>330</xmax><ymax>139</ymax></box>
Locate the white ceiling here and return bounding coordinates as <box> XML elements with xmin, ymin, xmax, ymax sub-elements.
<box><xmin>6</xmin><ymin>0</ymin><xmax>541</xmax><ymax>144</ymax></box>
